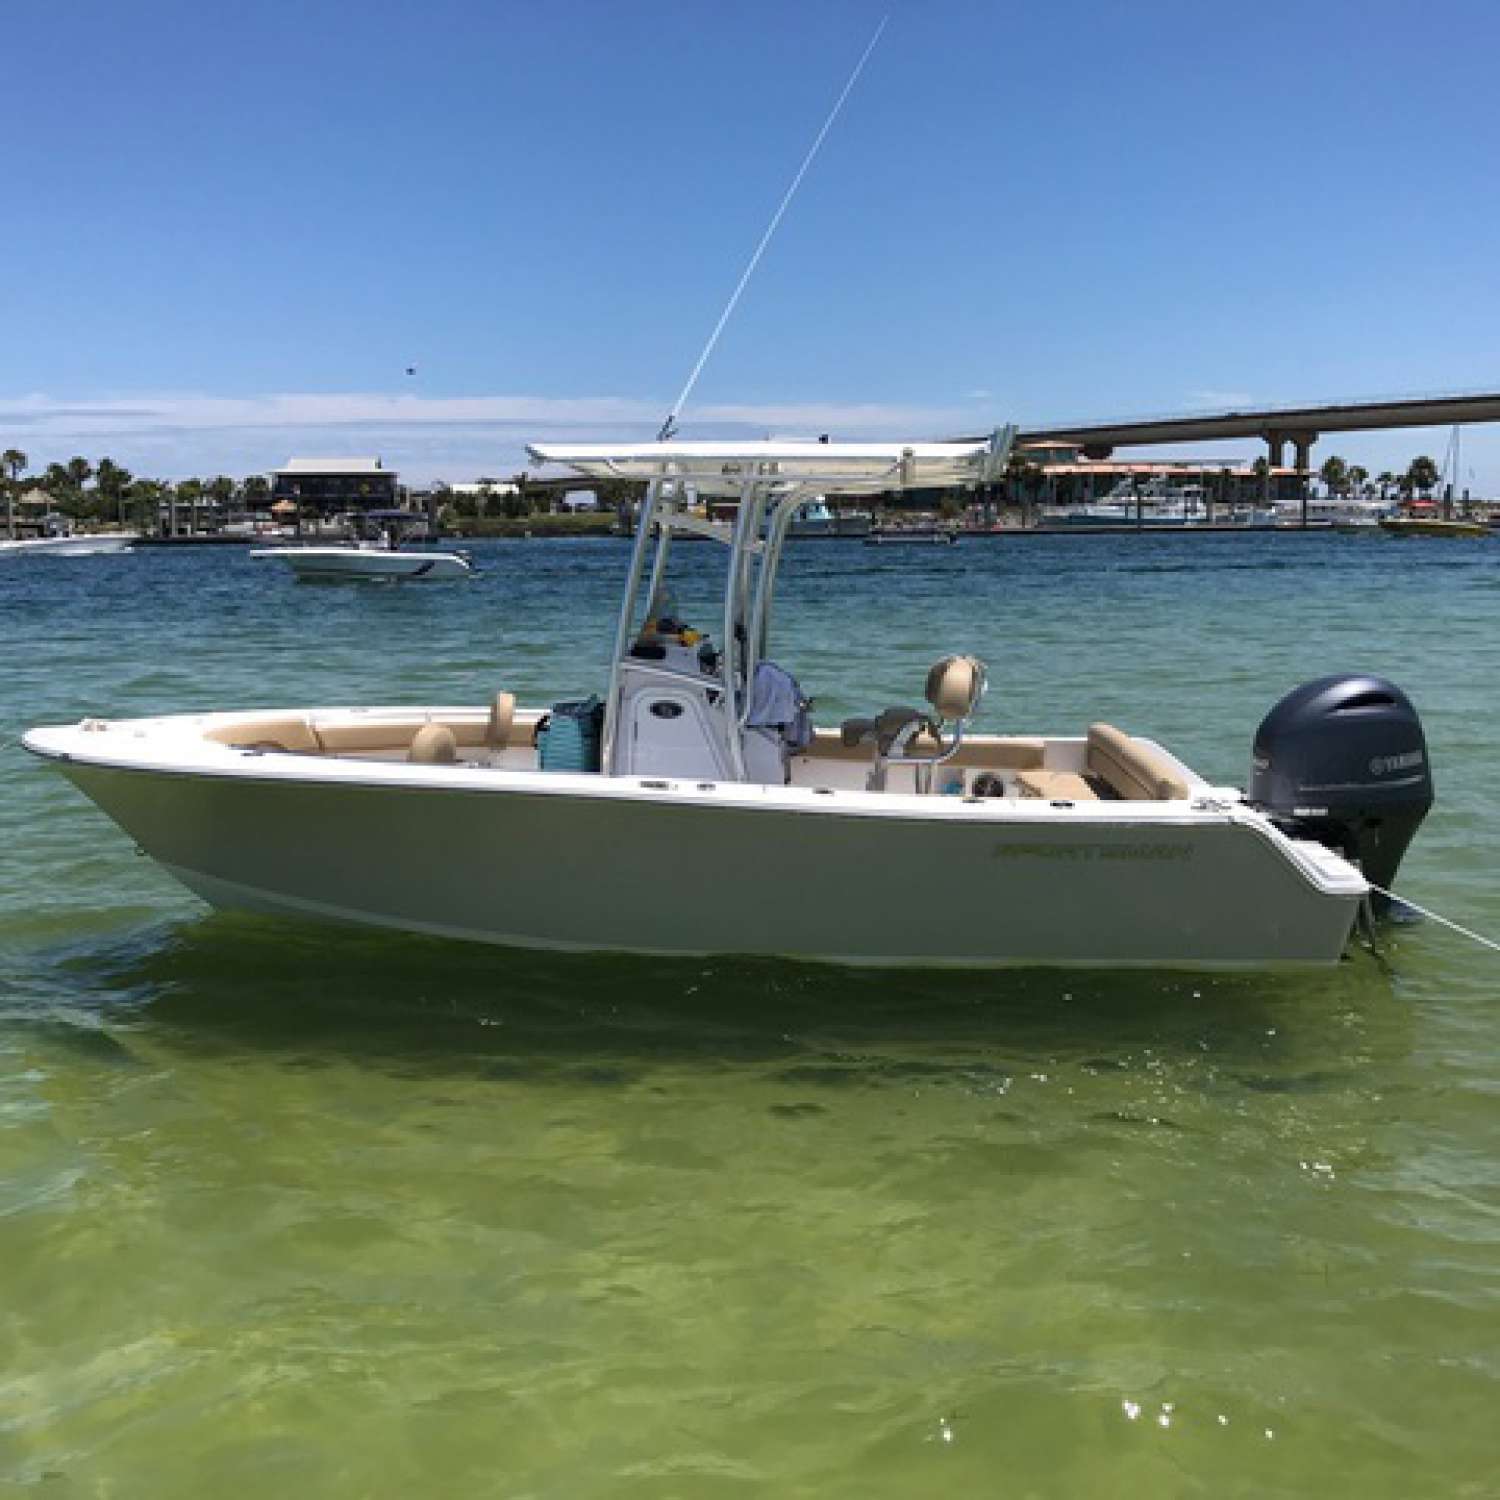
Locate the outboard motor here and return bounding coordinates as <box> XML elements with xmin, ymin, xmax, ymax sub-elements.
<box><xmin>1249</xmin><ymin>675</ymin><xmax>1433</xmax><ymax>907</ymax></box>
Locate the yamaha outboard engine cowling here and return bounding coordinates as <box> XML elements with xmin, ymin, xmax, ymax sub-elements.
<box><xmin>1250</xmin><ymin>675</ymin><xmax>1433</xmax><ymax>906</ymax></box>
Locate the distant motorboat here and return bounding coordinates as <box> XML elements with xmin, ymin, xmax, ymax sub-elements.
<box><xmin>1042</xmin><ymin>479</ymin><xmax>1213</xmax><ymax>527</ymax></box>
<box><xmin>1379</xmin><ymin>516</ymin><xmax>1490</xmax><ymax>539</ymax></box>
<box><xmin>864</xmin><ymin>525</ymin><xmax>958</xmax><ymax>546</ymax></box>
<box><xmin>251</xmin><ymin>544</ymin><xmax>474</xmax><ymax>580</ymax></box>
<box><xmin>788</xmin><ymin>497</ymin><xmax>872</xmax><ymax>538</ymax></box>
<box><xmin>1274</xmin><ymin>496</ymin><xmax>1396</xmax><ymax>529</ymax></box>
<box><xmin>1378</xmin><ymin>431</ymin><xmax>1487</xmax><ymax>536</ymax></box>
<box><xmin>251</xmin><ymin>510</ymin><xmax>472</xmax><ymax>580</ymax></box>
<box><xmin>0</xmin><ymin>532</ymin><xmax>135</xmax><ymax>557</ymax></box>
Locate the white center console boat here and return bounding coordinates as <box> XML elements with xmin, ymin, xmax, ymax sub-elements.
<box><xmin>251</xmin><ymin>510</ymin><xmax>471</xmax><ymax>580</ymax></box>
<box><xmin>24</xmin><ymin>433</ymin><xmax>1434</xmax><ymax>969</ymax></box>
<box><xmin>0</xmin><ymin>531</ymin><xmax>135</xmax><ymax>557</ymax></box>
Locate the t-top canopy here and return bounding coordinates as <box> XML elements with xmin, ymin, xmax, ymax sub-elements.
<box><xmin>526</xmin><ymin>433</ymin><xmax>1014</xmax><ymax>496</ymax></box>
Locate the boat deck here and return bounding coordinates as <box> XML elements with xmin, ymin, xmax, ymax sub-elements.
<box><xmin>198</xmin><ymin>707</ymin><xmax>1206</xmax><ymax>804</ymax></box>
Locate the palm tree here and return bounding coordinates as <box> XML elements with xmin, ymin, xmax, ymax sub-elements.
<box><xmin>65</xmin><ymin>455</ymin><xmax>93</xmax><ymax>495</ymax></box>
<box><xmin>1347</xmin><ymin>465</ymin><xmax>1369</xmax><ymax>501</ymax></box>
<box><xmin>1319</xmin><ymin>455</ymin><xmax>1348</xmax><ymax>498</ymax></box>
<box><xmin>1407</xmin><ymin>455</ymin><xmax>1440</xmax><ymax>499</ymax></box>
<box><xmin>175</xmin><ymin>478</ymin><xmax>204</xmax><ymax>536</ymax></box>
<box><xmin>41</xmin><ymin>462</ymin><xmax>77</xmax><ymax>519</ymax></box>
<box><xmin>94</xmin><ymin>458</ymin><xmax>134</xmax><ymax>527</ymax></box>
<box><xmin>39</xmin><ymin>457</ymin><xmax>93</xmax><ymax>520</ymax></box>
<box><xmin>1</xmin><ymin>447</ymin><xmax>25</xmax><ymax>539</ymax></box>
<box><xmin>206</xmin><ymin>476</ymin><xmax>235</xmax><ymax>532</ymax></box>
<box><xmin>124</xmin><ymin>478</ymin><xmax>162</xmax><ymax>534</ymax></box>
<box><xmin>1251</xmin><ymin>454</ymin><xmax>1271</xmax><ymax>509</ymax></box>
<box><xmin>1376</xmin><ymin>470</ymin><xmax>1395</xmax><ymax>502</ymax></box>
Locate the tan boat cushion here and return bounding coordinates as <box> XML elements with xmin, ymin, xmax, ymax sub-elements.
<box><xmin>966</xmin><ymin>736</ymin><xmax>1046</xmax><ymax>770</ymax></box>
<box><xmin>487</xmin><ymin>691</ymin><xmax>516</xmax><ymax>750</ymax></box>
<box><xmin>1086</xmin><ymin>723</ymin><xmax>1191</xmax><ymax>801</ymax></box>
<box><xmin>409</xmin><ymin>723</ymin><xmax>459</xmax><ymax>764</ymax></box>
<box><xmin>808</xmin><ymin>729</ymin><xmax>1045</xmax><ymax>769</ymax></box>
<box><xmin>1013</xmin><ymin>769</ymin><xmax>1102</xmax><ymax>801</ymax></box>
<box><xmin>312</xmin><ymin>720</ymin><xmax>407</xmax><ymax>753</ymax></box>
<box><xmin>205</xmin><ymin>716</ymin><xmax>323</xmax><ymax>754</ymax></box>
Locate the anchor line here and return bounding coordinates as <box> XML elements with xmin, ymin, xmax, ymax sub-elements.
<box><xmin>1367</xmin><ymin>883</ymin><xmax>1500</xmax><ymax>955</ymax></box>
<box><xmin>657</xmin><ymin>14</ymin><xmax>889</xmax><ymax>442</ymax></box>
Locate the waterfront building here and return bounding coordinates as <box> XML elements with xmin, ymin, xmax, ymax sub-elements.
<box><xmin>1012</xmin><ymin>443</ymin><xmax>1297</xmax><ymax>506</ymax></box>
<box><xmin>881</xmin><ymin>446</ymin><xmax>1291</xmax><ymax>525</ymax></box>
<box><xmin>268</xmin><ymin>458</ymin><xmax>402</xmax><ymax>517</ymax></box>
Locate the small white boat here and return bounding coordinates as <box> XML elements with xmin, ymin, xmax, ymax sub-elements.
<box><xmin>788</xmin><ymin>497</ymin><xmax>871</xmax><ymax>538</ymax></box>
<box><xmin>1275</xmin><ymin>497</ymin><xmax>1397</xmax><ymax>529</ymax></box>
<box><xmin>1044</xmin><ymin>480</ymin><xmax>1215</xmax><ymax>528</ymax></box>
<box><xmin>24</xmin><ymin>434</ymin><xmax>1435</xmax><ymax>970</ymax></box>
<box><xmin>0</xmin><ymin>532</ymin><xmax>135</xmax><ymax>557</ymax></box>
<box><xmin>250</xmin><ymin>543</ymin><xmax>473</xmax><ymax>580</ymax></box>
<box><xmin>253</xmin><ymin>510</ymin><xmax>471</xmax><ymax>579</ymax></box>
<box><xmin>864</xmin><ymin>525</ymin><xmax>958</xmax><ymax>545</ymax></box>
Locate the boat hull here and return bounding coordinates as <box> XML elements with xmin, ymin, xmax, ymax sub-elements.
<box><xmin>1378</xmin><ymin>518</ymin><xmax>1489</xmax><ymax>538</ymax></box>
<box><xmin>39</xmin><ymin>754</ymin><xmax>1362</xmax><ymax>969</ymax></box>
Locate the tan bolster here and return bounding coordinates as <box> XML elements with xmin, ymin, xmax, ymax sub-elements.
<box><xmin>1087</xmin><ymin>722</ymin><xmax>1191</xmax><ymax>801</ymax></box>
<box><xmin>487</xmin><ymin>691</ymin><xmax>516</xmax><ymax>750</ymax></box>
<box><xmin>806</xmin><ymin>729</ymin><xmax>1046</xmax><ymax>768</ymax></box>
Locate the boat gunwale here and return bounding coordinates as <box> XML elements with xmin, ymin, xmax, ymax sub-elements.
<box><xmin>22</xmin><ymin>715</ymin><xmax>1369</xmax><ymax>900</ymax></box>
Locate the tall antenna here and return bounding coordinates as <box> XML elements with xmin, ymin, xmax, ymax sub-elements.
<box><xmin>657</xmin><ymin>15</ymin><xmax>889</xmax><ymax>442</ymax></box>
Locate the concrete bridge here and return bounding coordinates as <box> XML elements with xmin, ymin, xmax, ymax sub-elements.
<box><xmin>1011</xmin><ymin>390</ymin><xmax>1500</xmax><ymax>468</ymax></box>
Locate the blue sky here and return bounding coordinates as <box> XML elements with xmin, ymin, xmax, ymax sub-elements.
<box><xmin>4</xmin><ymin>0</ymin><xmax>1498</xmax><ymax>486</ymax></box>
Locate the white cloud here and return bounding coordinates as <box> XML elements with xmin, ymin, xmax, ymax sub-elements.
<box><xmin>0</xmin><ymin>390</ymin><xmax>985</xmax><ymax>482</ymax></box>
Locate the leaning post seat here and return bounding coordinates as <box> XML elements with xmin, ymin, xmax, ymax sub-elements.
<box><xmin>841</xmin><ymin>654</ymin><xmax>986</xmax><ymax>791</ymax></box>
<box><xmin>926</xmin><ymin>655</ymin><xmax>985</xmax><ymax>723</ymax></box>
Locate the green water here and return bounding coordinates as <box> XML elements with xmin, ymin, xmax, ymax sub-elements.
<box><xmin>2</xmin><ymin>535</ymin><xmax>1498</xmax><ymax>1496</ymax></box>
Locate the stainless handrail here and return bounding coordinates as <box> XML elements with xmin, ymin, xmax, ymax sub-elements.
<box><xmin>602</xmin><ymin>480</ymin><xmax>661</xmax><ymax>774</ymax></box>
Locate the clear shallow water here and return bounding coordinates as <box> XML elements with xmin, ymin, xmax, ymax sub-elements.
<box><xmin>2</xmin><ymin>534</ymin><xmax>1498</xmax><ymax>1496</ymax></box>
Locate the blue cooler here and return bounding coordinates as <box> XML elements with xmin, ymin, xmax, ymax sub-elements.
<box><xmin>536</xmin><ymin>696</ymin><xmax>604</xmax><ymax>772</ymax></box>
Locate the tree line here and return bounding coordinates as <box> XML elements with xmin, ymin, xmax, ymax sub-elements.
<box><xmin>0</xmin><ymin>448</ymin><xmax>644</xmax><ymax>532</ymax></box>
<box><xmin>1316</xmin><ymin>454</ymin><xmax>1443</xmax><ymax>500</ymax></box>
<box><xmin>1</xmin><ymin>444</ymin><xmax>1463</xmax><ymax>539</ymax></box>
<box><xmin>1</xmin><ymin>448</ymin><xmax>270</xmax><ymax>533</ymax></box>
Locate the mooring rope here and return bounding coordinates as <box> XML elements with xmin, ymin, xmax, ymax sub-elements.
<box><xmin>1368</xmin><ymin>883</ymin><xmax>1500</xmax><ymax>955</ymax></box>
